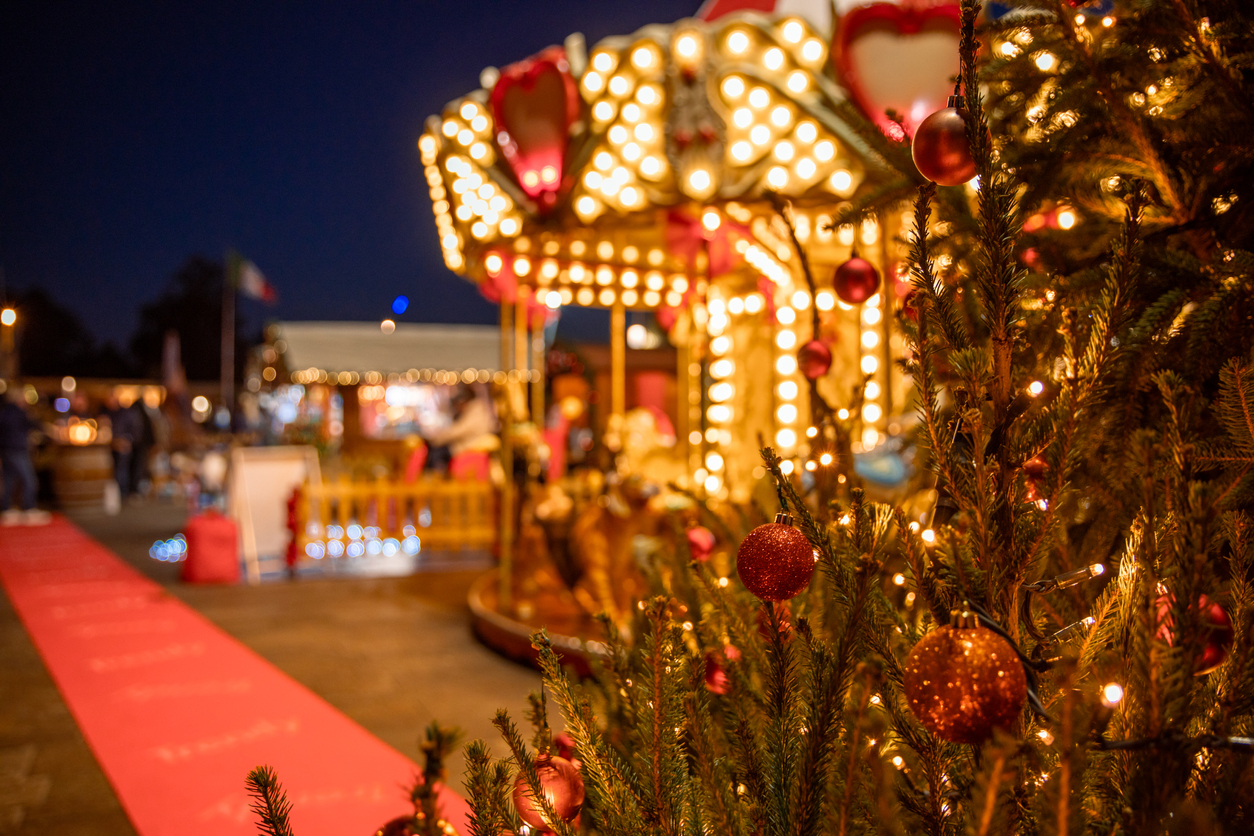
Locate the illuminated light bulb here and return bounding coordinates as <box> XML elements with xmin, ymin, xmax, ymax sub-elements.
<box><xmin>622</xmin><ymin>103</ymin><xmax>642</xmax><ymax>122</ymax></box>
<box><xmin>485</xmin><ymin>253</ymin><xmax>504</xmax><ymax>274</ymax></box>
<box><xmin>748</xmin><ymin>87</ymin><xmax>770</xmax><ymax>109</ymax></box>
<box><xmin>598</xmin><ymin>288</ymin><xmax>617</xmax><ymax>306</ymax></box>
<box><xmin>820</xmin><ymin>452</ymin><xmax>834</xmax><ymax>466</ymax></box>
<box><xmin>861</xmin><ymin>330</ymin><xmax>879</xmax><ymax>348</ymax></box>
<box><xmin>481</xmin><ymin>210</ymin><xmax>499</xmax><ymax>225</ymax></box>
<box><xmin>776</xmin><ymin>428</ymin><xmax>797</xmax><ymax>447</ymax></box>
<box><xmin>861</xmin><ymin>355</ymin><xmax>878</xmax><ymax>374</ymax></box>
<box><xmin>1038</xmin><ymin>729</ymin><xmax>1055</xmax><ymax>745</ymax></box>
<box><xmin>707</xmin><ymin>404</ymin><xmax>732</xmax><ymax>423</ymax></box>
<box><xmin>863</xmin><ymin>403</ymin><xmax>882</xmax><ymax>422</ymax></box>
<box><xmin>731</xmin><ymin>141</ymin><xmax>752</xmax><ymax>161</ymax></box>
<box><xmin>801</xmin><ymin>38</ymin><xmax>823</xmax><ymax>62</ymax></box>
<box><xmin>862</xmin><ymin>307</ymin><xmax>881</xmax><ymax>325</ymax></box>
<box><xmin>709</xmin><ymin>382</ymin><xmax>734</xmax><ymax>402</ymax></box>
<box><xmin>488</xmin><ymin>195</ymin><xmax>506</xmax><ymax>212</ymax></box>
<box><xmin>702</xmin><ymin>210</ymin><xmax>721</xmax><ymax>231</ymax></box>
<box><xmin>776</xmin><ymin>355</ymin><xmax>798</xmax><ymax>375</ymax></box>
<box><xmin>705</xmin><ymin>452</ymin><xmax>725</xmax><ymax>471</ymax></box>
<box><xmin>645</xmin><ymin>271</ymin><xmax>664</xmax><ymax>290</ymax></box>
<box><xmin>750</xmin><ymin>125</ymin><xmax>771</xmax><ymax>145</ymax></box>
<box><xmin>777</xmin><ymin>404</ymin><xmax>798</xmax><ymax>423</ymax></box>
<box><xmin>744</xmin><ymin>294</ymin><xmax>764</xmax><ymax>314</ymax></box>
<box><xmin>726</xmin><ymin>30</ymin><xmax>749</xmax><ymax>54</ymax></box>
<box><xmin>780</xmin><ymin>459</ymin><xmax>795</xmax><ymax>475</ymax></box>
<box><xmin>477</xmin><ymin>183</ymin><xmax>494</xmax><ymax>199</ymax></box>
<box><xmin>592</xmin><ymin>52</ymin><xmax>615</xmax><ymax>73</ymax></box>
<box><xmin>771</xmin><ymin>106</ymin><xmax>792</xmax><ymax>127</ymax></box>
<box><xmin>1035</xmin><ymin>51</ymin><xmax>1057</xmax><ymax>71</ymax></box>
<box><xmin>767</xmin><ymin>166</ymin><xmax>789</xmax><ymax>188</ymax></box>
<box><xmin>513</xmin><ymin>257</ymin><xmax>532</xmax><ymax>276</ymax></box>
<box><xmin>1102</xmin><ymin>683</ymin><xmax>1124</xmax><ymax>706</ymax></box>
<box><xmin>787</xmin><ymin>71</ymin><xmax>807</xmax><ymax>93</ymax></box>
<box><xmin>622</xmin><ymin>143</ymin><xmax>642</xmax><ymax>161</ymax></box>
<box><xmin>584</xmin><ymin>171</ymin><xmax>604</xmax><ymax>188</ymax></box>
<box><xmin>838</xmin><ymin>408</ymin><xmax>849</xmax><ymax>420</ymax></box>
<box><xmin>593</xmin><ymin>101</ymin><xmax>615</xmax><ymax>121</ymax></box>
<box><xmin>441</xmin><ymin>233</ymin><xmax>459</xmax><ymax>249</ymax></box>
<box><xmin>576</xmin><ymin>196</ymin><xmax>599</xmax><ymax>216</ymax></box>
<box><xmin>608</xmin><ymin>125</ymin><xmax>628</xmax><ymax>144</ymax></box>
<box><xmin>805</xmin><ymin>460</ymin><xmax>817</xmax><ymax>472</ymax></box>
<box><xmin>621</xmin><ymin>269</ymin><xmax>639</xmax><ymax>288</ymax></box>
<box><xmin>471</xmin><ymin>114</ymin><xmax>488</xmax><ymax>132</ymax></box>
<box><xmin>643</xmin><ymin>290</ymin><xmax>661</xmax><ymax>306</ymax></box>
<box><xmin>795</xmin><ymin>158</ymin><xmax>816</xmax><ymax>179</ymax></box>
<box><xmin>774</xmin><ymin>140</ymin><xmax>795</xmax><ymax>161</ymax></box>
<box><xmin>711</xmin><ymin>358</ymin><xmax>734</xmax><ymax>378</ymax></box>
<box><xmin>622</xmin><ymin>289</ymin><xmax>638</xmax><ymax>306</ymax></box>
<box><xmin>921</xmin><ymin>528</ymin><xmax>936</xmax><ymax>544</ymax></box>
<box><xmin>815</xmin><ymin>290</ymin><xmax>834</xmax><ymax>311</ymax></box>
<box><xmin>778</xmin><ymin>380</ymin><xmax>798</xmax><ymax>399</ymax></box>
<box><xmin>865</xmin><ymin>381</ymin><xmax>881</xmax><ymax>400</ymax></box>
<box><xmin>631</xmin><ymin>46</ymin><xmax>656</xmax><ymax>69</ymax></box>
<box><xmin>471</xmin><ymin>221</ymin><xmax>489</xmax><ymax>239</ymax></box>
<box><xmin>672</xmin><ymin>276</ymin><xmax>689</xmax><ymax>292</ymax></box>
<box><xmin>704</xmin><ymin>474</ymin><xmax>722</xmax><ymax>493</ymax></box>
<box><xmin>540</xmin><ymin>259</ymin><xmax>559</xmax><ymax>280</ymax></box>
<box><xmin>584</xmin><ymin>71</ymin><xmax>604</xmax><ymax>92</ymax></box>
<box><xmin>576</xmin><ymin>287</ymin><xmax>595</xmax><ymax>305</ymax></box>
<box><xmin>708</xmin><ymin>298</ymin><xmax>725</xmax><ymax>316</ymax></box>
<box><xmin>666</xmin><ymin>290</ymin><xmax>683</xmax><ymax>307</ymax></box>
<box><xmin>633</xmin><ymin>123</ymin><xmax>654</xmax><ymax>141</ymax></box>
<box><xmin>521</xmin><ymin>171</ymin><xmax>539</xmax><ymax>188</ymax></box>
<box><xmin>722</xmin><ymin>76</ymin><xmax>746</xmax><ymax>99</ymax></box>
<box><xmin>830</xmin><ymin>169</ymin><xmax>854</xmax><ymax>193</ymax></box>
<box><xmin>796</xmin><ymin>121</ymin><xmax>817</xmax><ymax>143</ymax></box>
<box><xmin>594</xmin><ymin>152</ymin><xmax>613</xmax><ymax>171</ymax></box>
<box><xmin>609</xmin><ymin>75</ymin><xmax>630</xmax><ymax>96</ymax></box>
<box><xmin>442</xmin><ymin>120</ymin><xmax>458</xmax><ymax>137</ymax></box>
<box><xmin>622</xmin><ymin>185</ymin><xmax>643</xmax><ymax>206</ymax></box>
<box><xmin>381</xmin><ymin>318</ymin><xmax>396</xmax><ymax>334</ymax></box>
<box><xmin>710</xmin><ymin>335</ymin><xmax>732</xmax><ymax>357</ymax></box>
<box><xmin>636</xmin><ymin>85</ymin><xmax>659</xmax><ymax>105</ymax></box>
<box><xmin>640</xmin><ymin>156</ymin><xmax>662</xmax><ymax>177</ymax></box>
<box><xmin>676</xmin><ymin>34</ymin><xmax>698</xmax><ymax>57</ymax></box>
<box><xmin>595</xmin><ymin>266</ymin><xmax>614</xmax><ymax>286</ymax></box>
<box><xmin>776</xmin><ymin>306</ymin><xmax>796</xmax><ymax>325</ymax></box>
<box><xmin>727</xmin><ymin>297</ymin><xmax>744</xmax><ymax>315</ymax></box>
<box><xmin>781</xmin><ymin>20</ymin><xmax>804</xmax><ymax>43</ymax></box>
<box><xmin>1029</xmin><ymin>380</ymin><xmax>1045</xmax><ymax>396</ymax></box>
<box><xmin>544</xmin><ymin>290</ymin><xmax>562</xmax><ymax>309</ymax></box>
<box><xmin>764</xmin><ymin>47</ymin><xmax>784</xmax><ymax>70</ymax></box>
<box><xmin>418</xmin><ymin>135</ymin><xmax>436</xmax><ymax>155</ymax></box>
<box><xmin>602</xmin><ymin>178</ymin><xmax>620</xmax><ymax>196</ymax></box>
<box><xmin>457</xmin><ymin>128</ymin><xmax>474</xmax><ymax>146</ymax></box>
<box><xmin>569</xmin><ymin>263</ymin><xmax>587</xmax><ymax>282</ymax></box>
<box><xmin>455</xmin><ymin>204</ymin><xmax>472</xmax><ymax>221</ymax></box>
<box><xmin>687</xmin><ymin>168</ymin><xmax>712</xmax><ymax>192</ymax></box>
<box><xmin>1000</xmin><ymin>41</ymin><xmax>1020</xmax><ymax>58</ymax></box>
<box><xmin>1102</xmin><ymin>15</ymin><xmax>1114</xmax><ymax>26</ymax></box>
<box><xmin>733</xmin><ymin>107</ymin><xmax>753</xmax><ymax>128</ymax></box>
<box><xmin>1057</xmin><ymin>208</ymin><xmax>1077</xmax><ymax>229</ymax></box>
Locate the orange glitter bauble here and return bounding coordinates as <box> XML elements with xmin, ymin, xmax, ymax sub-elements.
<box><xmin>903</xmin><ymin>623</ymin><xmax>1027</xmax><ymax>744</ymax></box>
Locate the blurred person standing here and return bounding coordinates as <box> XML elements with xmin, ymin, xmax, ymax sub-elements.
<box><xmin>0</xmin><ymin>385</ymin><xmax>49</xmax><ymax>524</ymax></box>
<box><xmin>423</xmin><ymin>383</ymin><xmax>498</xmax><ymax>480</ymax></box>
<box><xmin>103</xmin><ymin>394</ymin><xmax>143</xmax><ymax>499</ymax></box>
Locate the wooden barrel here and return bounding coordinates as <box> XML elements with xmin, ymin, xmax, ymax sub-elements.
<box><xmin>53</xmin><ymin>444</ymin><xmax>113</xmax><ymax>510</ymax></box>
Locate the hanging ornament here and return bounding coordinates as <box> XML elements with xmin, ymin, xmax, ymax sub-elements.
<box><xmin>756</xmin><ymin>600</ymin><xmax>794</xmax><ymax>642</ymax></box>
<box><xmin>797</xmin><ymin>340</ymin><xmax>833</xmax><ymax>380</ymax></box>
<box><xmin>1155</xmin><ymin>593</ymin><xmax>1234</xmax><ymax>675</ymax></box>
<box><xmin>373</xmin><ymin>816</ymin><xmax>419</xmax><ymax>836</ymax></box>
<box><xmin>912</xmin><ymin>94</ymin><xmax>978</xmax><ymax>187</ymax></box>
<box><xmin>1022</xmin><ymin>455</ymin><xmax>1048</xmax><ymax>505</ymax></box>
<box><xmin>736</xmin><ymin>513</ymin><xmax>816</xmax><ymax>601</ymax></box>
<box><xmin>833</xmin><ymin>256</ymin><xmax>881</xmax><ymax>305</ymax></box>
<box><xmin>512</xmin><ymin>755</ymin><xmax>585</xmax><ymax>830</ymax></box>
<box><xmin>904</xmin><ymin>609</ymin><xmax>1027</xmax><ymax>743</ymax></box>
<box><xmin>686</xmin><ymin>526</ymin><xmax>717</xmax><ymax>563</ymax></box>
<box><xmin>705</xmin><ymin>644</ymin><xmax>741</xmax><ymax>694</ymax></box>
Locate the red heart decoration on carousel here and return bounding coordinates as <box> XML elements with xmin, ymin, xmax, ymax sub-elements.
<box><xmin>491</xmin><ymin>46</ymin><xmax>580</xmax><ymax>212</ymax></box>
<box><xmin>833</xmin><ymin>2</ymin><xmax>961</xmax><ymax>140</ymax></box>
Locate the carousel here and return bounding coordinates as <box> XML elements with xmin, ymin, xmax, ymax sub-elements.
<box><xmin>418</xmin><ymin>6</ymin><xmax>961</xmax><ymax>666</ymax></box>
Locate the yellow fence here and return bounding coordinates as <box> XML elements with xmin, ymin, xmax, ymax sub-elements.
<box><xmin>295</xmin><ymin>476</ymin><xmax>496</xmax><ymax>555</ymax></box>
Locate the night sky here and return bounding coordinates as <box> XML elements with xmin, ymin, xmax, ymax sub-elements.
<box><xmin>0</xmin><ymin>1</ymin><xmax>700</xmax><ymax>348</ymax></box>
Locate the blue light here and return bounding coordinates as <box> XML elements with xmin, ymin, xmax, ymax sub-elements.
<box><xmin>392</xmin><ymin>295</ymin><xmax>409</xmax><ymax>315</ymax></box>
<box><xmin>55</xmin><ymin>398</ymin><xmax>69</xmax><ymax>413</ymax></box>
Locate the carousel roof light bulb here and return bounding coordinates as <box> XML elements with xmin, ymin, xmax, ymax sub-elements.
<box><xmin>776</xmin><ymin>355</ymin><xmax>798</xmax><ymax>375</ymax></box>
<box><xmin>863</xmin><ymin>403</ymin><xmax>882</xmax><ymax>422</ymax></box>
<box><xmin>727</xmin><ymin>297</ymin><xmax>744</xmax><ymax>315</ymax></box>
<box><xmin>484</xmin><ymin>253</ymin><xmax>503</xmax><ymax>274</ymax></box>
<box><xmin>592</xmin><ymin>52</ymin><xmax>615</xmax><ymax>73</ymax></box>
<box><xmin>774</xmin><ymin>141</ymin><xmax>795</xmax><ymax>161</ymax></box>
<box><xmin>622</xmin><ymin>143</ymin><xmax>642</xmax><ymax>161</ymax></box>
<box><xmin>608</xmin><ymin>125</ymin><xmax>628</xmax><ymax>144</ymax></box>
<box><xmin>676</xmin><ymin>34</ymin><xmax>699</xmax><ymax>57</ymax></box>
<box><xmin>1102</xmin><ymin>15</ymin><xmax>1115</xmax><ymax>26</ymax></box>
<box><xmin>709</xmin><ymin>381</ymin><xmax>734</xmax><ymax>402</ymax></box>
<box><xmin>594</xmin><ymin>152</ymin><xmax>613</xmax><ymax>170</ymax></box>
<box><xmin>584</xmin><ymin>71</ymin><xmax>604</xmax><ymax>92</ymax></box>
<box><xmin>726</xmin><ymin>30</ymin><xmax>749</xmax><ymax>54</ymax></box>
<box><xmin>805</xmin><ymin>460</ymin><xmax>817</xmax><ymax>472</ymax></box>
<box><xmin>750</xmin><ymin>125</ymin><xmax>771</xmax><ymax>145</ymax></box>
<box><xmin>801</xmin><ymin>38</ymin><xmax>823</xmax><ymax>62</ymax></box>
<box><xmin>796</xmin><ymin>121</ymin><xmax>817</xmax><ymax>144</ymax></box>
<box><xmin>702</xmin><ymin>210</ymin><xmax>721</xmax><ymax>231</ymax></box>
<box><xmin>865</xmin><ymin>380</ymin><xmax>881</xmax><ymax>399</ymax></box>
<box><xmin>633</xmin><ymin>122</ymin><xmax>653</xmax><ymax>141</ymax></box>
<box><xmin>787</xmin><ymin>71</ymin><xmax>808</xmax><ymax>93</ymax></box>
<box><xmin>622</xmin><ymin>103</ymin><xmax>642</xmax><ymax>122</ymax></box>
<box><xmin>861</xmin><ymin>355</ymin><xmax>878</xmax><ymax>374</ymax></box>
<box><xmin>748</xmin><ymin>87</ymin><xmax>770</xmax><ymax>109</ymax></box>
<box><xmin>780</xmin><ymin>459</ymin><xmax>795</xmax><ymax>475</ymax></box>
<box><xmin>744</xmin><ymin>293</ymin><xmax>764</xmax><ymax>314</ymax></box>
<box><xmin>513</xmin><ymin>256</ymin><xmax>532</xmax><ymax>276</ymax></box>
<box><xmin>687</xmin><ymin>168</ymin><xmax>712</xmax><ymax>192</ymax></box>
<box><xmin>795</xmin><ymin>158</ymin><xmax>816</xmax><ymax>179</ymax></box>
<box><xmin>815</xmin><ymin>290</ymin><xmax>835</xmax><ymax>311</ymax></box>
<box><xmin>544</xmin><ymin>290</ymin><xmax>562</xmax><ymax>309</ymax></box>
<box><xmin>771</xmin><ymin>106</ymin><xmax>792</xmax><ymax>127</ymax></box>
<box><xmin>779</xmin><ymin>380</ymin><xmax>798</xmax><ymax>399</ymax></box>
<box><xmin>631</xmin><ymin>46</ymin><xmax>656</xmax><ymax>69</ymax></box>
<box><xmin>731</xmin><ymin>141</ymin><xmax>752</xmax><ymax>161</ymax></box>
<box><xmin>767</xmin><ymin>167</ymin><xmax>789</xmax><ymax>188</ymax></box>
<box><xmin>862</xmin><ymin>330</ymin><xmax>879</xmax><ymax>348</ymax></box>
<box><xmin>471</xmin><ymin>221</ymin><xmax>488</xmax><ymax>238</ymax></box>
<box><xmin>471</xmin><ymin>114</ymin><xmax>488</xmax><ymax>132</ymax></box>
<box><xmin>609</xmin><ymin>75</ymin><xmax>629</xmax><ymax>96</ymax></box>
<box><xmin>781</xmin><ymin>19</ymin><xmax>804</xmax><ymax>43</ymax></box>
<box><xmin>733</xmin><ymin>107</ymin><xmax>753</xmax><ymax>128</ymax></box>
<box><xmin>777</xmin><ymin>404</ymin><xmax>798</xmax><ymax>423</ymax></box>
<box><xmin>442</xmin><ymin>120</ymin><xmax>458</xmax><ymax>137</ymax></box>
<box><xmin>722</xmin><ymin>76</ymin><xmax>746</xmax><ymax>98</ymax></box>
<box><xmin>776</xmin><ymin>428</ymin><xmax>797</xmax><ymax>447</ymax></box>
<box><xmin>710</xmin><ymin>335</ymin><xmax>732</xmax><ymax>355</ymax></box>
<box><xmin>830</xmin><ymin>169</ymin><xmax>854</xmax><ymax>193</ymax></box>
<box><xmin>705</xmin><ymin>452</ymin><xmax>724</xmax><ymax>471</ymax></box>
<box><xmin>457</xmin><ymin>128</ymin><xmax>474</xmax><ymax>146</ymax></box>
<box><xmin>593</xmin><ymin>101</ymin><xmax>615</xmax><ymax>121</ymax></box>
<box><xmin>777</xmin><ymin>306</ymin><xmax>796</xmax><ymax>324</ymax></box>
<box><xmin>764</xmin><ymin>47</ymin><xmax>784</xmax><ymax>70</ymax></box>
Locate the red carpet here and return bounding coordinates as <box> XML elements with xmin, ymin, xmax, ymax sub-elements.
<box><xmin>0</xmin><ymin>517</ymin><xmax>471</xmax><ymax>836</ymax></box>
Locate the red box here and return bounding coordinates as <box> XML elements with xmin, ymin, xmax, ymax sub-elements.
<box><xmin>181</xmin><ymin>511</ymin><xmax>240</xmax><ymax>583</ymax></box>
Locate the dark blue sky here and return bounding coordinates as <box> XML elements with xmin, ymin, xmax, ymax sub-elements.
<box><xmin>0</xmin><ymin>1</ymin><xmax>698</xmax><ymax>347</ymax></box>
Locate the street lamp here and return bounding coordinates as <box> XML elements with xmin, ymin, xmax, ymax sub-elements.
<box><xmin>1</xmin><ymin>309</ymin><xmax>14</xmax><ymax>327</ymax></box>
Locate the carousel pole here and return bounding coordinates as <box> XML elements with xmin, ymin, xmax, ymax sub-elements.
<box><xmin>877</xmin><ymin>210</ymin><xmax>894</xmax><ymax>419</ymax></box>
<box><xmin>515</xmin><ymin>291</ymin><xmax>529</xmax><ymax>412</ymax></box>
<box><xmin>610</xmin><ymin>302</ymin><xmax>626</xmax><ymax>422</ymax></box>
<box><xmin>498</xmin><ymin>299</ymin><xmax>514</xmax><ymax>610</ymax></box>
<box><xmin>688</xmin><ymin>313</ymin><xmax>703</xmax><ymax>479</ymax></box>
<box><xmin>676</xmin><ymin>311</ymin><xmax>689</xmax><ymax>485</ymax></box>
<box><xmin>531</xmin><ymin>314</ymin><xmax>545</xmax><ymax>432</ymax></box>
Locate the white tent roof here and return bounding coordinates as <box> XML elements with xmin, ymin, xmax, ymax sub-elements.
<box><xmin>274</xmin><ymin>321</ymin><xmax>500</xmax><ymax>375</ymax></box>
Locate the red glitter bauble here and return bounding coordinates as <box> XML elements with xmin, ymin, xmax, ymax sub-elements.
<box><xmin>705</xmin><ymin>652</ymin><xmax>730</xmax><ymax>694</ymax></box>
<box><xmin>1155</xmin><ymin>593</ymin><xmax>1234</xmax><ymax>676</ymax></box>
<box><xmin>736</xmin><ymin>515</ymin><xmax>816</xmax><ymax>601</ymax></box>
<box><xmin>797</xmin><ymin>340</ymin><xmax>833</xmax><ymax>380</ymax></box>
<box><xmin>374</xmin><ymin>816</ymin><xmax>418</xmax><ymax>836</ymax></box>
<box><xmin>686</xmin><ymin>526</ymin><xmax>717</xmax><ymax>562</ymax></box>
<box><xmin>512</xmin><ymin>755</ymin><xmax>585</xmax><ymax>830</ymax></box>
<box><xmin>1022</xmin><ymin>455</ymin><xmax>1048</xmax><ymax>504</ymax></box>
<box><xmin>833</xmin><ymin>257</ymin><xmax>881</xmax><ymax>305</ymax></box>
<box><xmin>912</xmin><ymin>101</ymin><xmax>977</xmax><ymax>187</ymax></box>
<box><xmin>903</xmin><ymin>622</ymin><xmax>1027</xmax><ymax>743</ymax></box>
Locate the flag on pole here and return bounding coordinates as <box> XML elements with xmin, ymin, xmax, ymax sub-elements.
<box><xmin>237</xmin><ymin>259</ymin><xmax>278</xmax><ymax>303</ymax></box>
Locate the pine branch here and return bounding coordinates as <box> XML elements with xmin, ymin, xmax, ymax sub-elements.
<box><xmin>246</xmin><ymin>765</ymin><xmax>296</xmax><ymax>836</ymax></box>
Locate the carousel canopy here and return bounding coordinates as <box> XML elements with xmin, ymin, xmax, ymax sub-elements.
<box><xmin>274</xmin><ymin>322</ymin><xmax>501</xmax><ymax>381</ymax></box>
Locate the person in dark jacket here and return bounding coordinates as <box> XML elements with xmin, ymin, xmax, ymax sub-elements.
<box><xmin>103</xmin><ymin>394</ymin><xmax>143</xmax><ymax>499</ymax></box>
<box><xmin>0</xmin><ymin>386</ymin><xmax>49</xmax><ymax>525</ymax></box>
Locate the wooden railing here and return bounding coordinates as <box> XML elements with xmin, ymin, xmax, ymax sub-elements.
<box><xmin>295</xmin><ymin>476</ymin><xmax>496</xmax><ymax>556</ymax></box>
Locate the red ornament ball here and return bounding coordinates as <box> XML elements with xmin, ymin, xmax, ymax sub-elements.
<box><xmin>833</xmin><ymin>257</ymin><xmax>881</xmax><ymax>305</ymax></box>
<box><xmin>1155</xmin><ymin>593</ymin><xmax>1234</xmax><ymax>675</ymax></box>
<box><xmin>686</xmin><ymin>526</ymin><xmax>717</xmax><ymax>562</ymax></box>
<box><xmin>736</xmin><ymin>515</ymin><xmax>816</xmax><ymax>601</ymax></box>
<box><xmin>912</xmin><ymin>103</ymin><xmax>977</xmax><ymax>187</ymax></box>
<box><xmin>904</xmin><ymin>621</ymin><xmax>1027</xmax><ymax>743</ymax></box>
<box><xmin>705</xmin><ymin>652</ymin><xmax>730</xmax><ymax>694</ymax></box>
<box><xmin>797</xmin><ymin>339</ymin><xmax>833</xmax><ymax>380</ymax></box>
<box><xmin>374</xmin><ymin>816</ymin><xmax>418</xmax><ymax>836</ymax></box>
<box><xmin>512</xmin><ymin>755</ymin><xmax>585</xmax><ymax>830</ymax></box>
<box><xmin>1022</xmin><ymin>455</ymin><xmax>1048</xmax><ymax>504</ymax></box>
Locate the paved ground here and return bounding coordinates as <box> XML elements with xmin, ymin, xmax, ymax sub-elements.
<box><xmin>0</xmin><ymin>502</ymin><xmax>540</xmax><ymax>835</ymax></box>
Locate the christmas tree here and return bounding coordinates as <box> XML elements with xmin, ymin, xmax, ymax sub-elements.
<box><xmin>256</xmin><ymin>0</ymin><xmax>1254</xmax><ymax>833</ymax></box>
